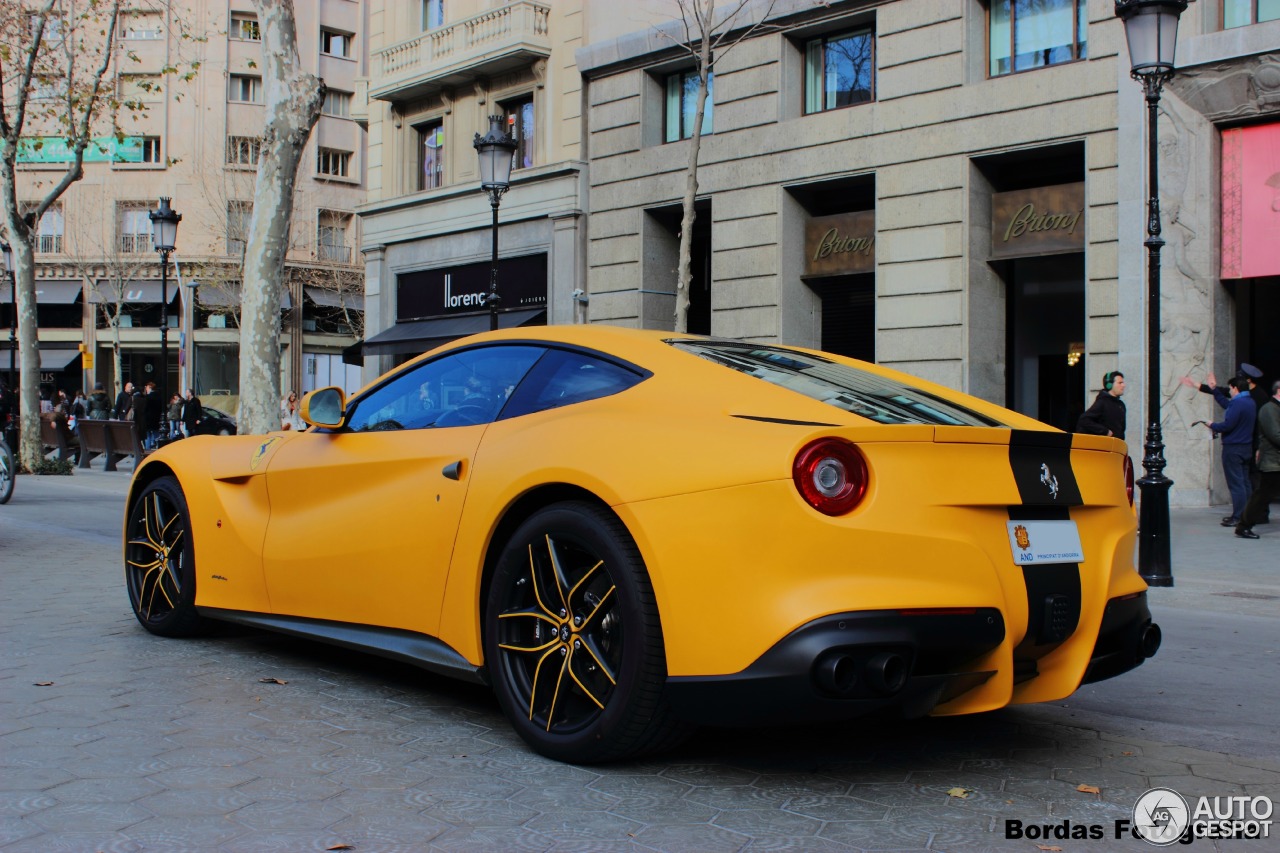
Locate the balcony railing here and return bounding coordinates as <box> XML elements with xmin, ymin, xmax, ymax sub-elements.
<box><xmin>119</xmin><ymin>233</ymin><xmax>152</xmax><ymax>254</ymax></box>
<box><xmin>318</xmin><ymin>243</ymin><xmax>351</xmax><ymax>263</ymax></box>
<box><xmin>370</xmin><ymin>1</ymin><xmax>551</xmax><ymax>102</ymax></box>
<box><xmin>35</xmin><ymin>234</ymin><xmax>63</xmax><ymax>254</ymax></box>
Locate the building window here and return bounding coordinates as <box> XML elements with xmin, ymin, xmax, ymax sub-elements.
<box><xmin>118</xmin><ymin>205</ymin><xmax>152</xmax><ymax>253</ymax></box>
<box><xmin>418</xmin><ymin>120</ymin><xmax>445</xmax><ymax>190</ymax></box>
<box><xmin>423</xmin><ymin>0</ymin><xmax>445</xmax><ymax>30</ymax></box>
<box><xmin>231</xmin><ymin>14</ymin><xmax>260</xmax><ymax>41</ymax></box>
<box><xmin>119</xmin><ymin>74</ymin><xmax>162</xmax><ymax>103</ymax></box>
<box><xmin>226</xmin><ymin>135</ymin><xmax>262</xmax><ymax>167</ymax></box>
<box><xmin>321</xmin><ymin>29</ymin><xmax>353</xmax><ymax>58</ymax></box>
<box><xmin>322</xmin><ymin>90</ymin><xmax>352</xmax><ymax>118</ymax></box>
<box><xmin>501</xmin><ymin>95</ymin><xmax>535</xmax><ymax>170</ymax></box>
<box><xmin>989</xmin><ymin>0</ymin><xmax>1087</xmax><ymax>77</ymax></box>
<box><xmin>1224</xmin><ymin>0</ymin><xmax>1280</xmax><ymax>28</ymax></box>
<box><xmin>317</xmin><ymin>211</ymin><xmax>351</xmax><ymax>263</ymax></box>
<box><xmin>804</xmin><ymin>28</ymin><xmax>875</xmax><ymax>113</ymax></box>
<box><xmin>317</xmin><ymin>147</ymin><xmax>352</xmax><ymax>178</ymax></box>
<box><xmin>119</xmin><ymin>13</ymin><xmax>162</xmax><ymax>40</ymax></box>
<box><xmin>26</xmin><ymin>205</ymin><xmax>64</xmax><ymax>254</ymax></box>
<box><xmin>665</xmin><ymin>70</ymin><xmax>714</xmax><ymax>143</ymax></box>
<box><xmin>140</xmin><ymin>136</ymin><xmax>162</xmax><ymax>163</ymax></box>
<box><xmin>227</xmin><ymin>201</ymin><xmax>252</xmax><ymax>256</ymax></box>
<box><xmin>229</xmin><ymin>74</ymin><xmax>262</xmax><ymax>103</ymax></box>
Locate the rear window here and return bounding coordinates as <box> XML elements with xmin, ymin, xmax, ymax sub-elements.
<box><xmin>669</xmin><ymin>339</ymin><xmax>1005</xmax><ymax>427</ymax></box>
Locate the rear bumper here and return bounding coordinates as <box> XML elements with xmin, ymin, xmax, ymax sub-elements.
<box><xmin>665</xmin><ymin>608</ymin><xmax>1005</xmax><ymax>727</ymax></box>
<box><xmin>664</xmin><ymin>593</ymin><xmax>1159</xmax><ymax>726</ymax></box>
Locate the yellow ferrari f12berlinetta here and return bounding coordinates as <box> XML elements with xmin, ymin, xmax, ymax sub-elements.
<box><xmin>124</xmin><ymin>326</ymin><xmax>1158</xmax><ymax>763</ymax></box>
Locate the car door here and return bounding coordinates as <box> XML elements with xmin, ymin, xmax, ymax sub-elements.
<box><xmin>260</xmin><ymin>344</ymin><xmax>544</xmax><ymax>635</ymax></box>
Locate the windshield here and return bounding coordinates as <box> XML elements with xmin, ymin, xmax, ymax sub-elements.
<box><xmin>669</xmin><ymin>340</ymin><xmax>1005</xmax><ymax>427</ymax></box>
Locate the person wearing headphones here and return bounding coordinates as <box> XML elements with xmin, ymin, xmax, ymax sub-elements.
<box><xmin>1076</xmin><ymin>370</ymin><xmax>1127</xmax><ymax>440</ymax></box>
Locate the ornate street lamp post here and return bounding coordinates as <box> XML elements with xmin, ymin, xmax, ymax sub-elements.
<box><xmin>2</xmin><ymin>241</ymin><xmax>14</xmax><ymax>392</ymax></box>
<box><xmin>1115</xmin><ymin>0</ymin><xmax>1187</xmax><ymax>587</ymax></box>
<box><xmin>148</xmin><ymin>197</ymin><xmax>181</xmax><ymax>433</ymax></box>
<box><xmin>473</xmin><ymin>115</ymin><xmax>518</xmax><ymax>331</ymax></box>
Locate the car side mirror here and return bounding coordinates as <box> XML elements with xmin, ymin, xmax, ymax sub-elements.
<box><xmin>301</xmin><ymin>387</ymin><xmax>346</xmax><ymax>429</ymax></box>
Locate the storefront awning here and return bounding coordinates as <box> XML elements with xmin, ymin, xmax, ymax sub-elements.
<box><xmin>363</xmin><ymin>308</ymin><xmax>546</xmax><ymax>357</ymax></box>
<box><xmin>304</xmin><ymin>286</ymin><xmax>364</xmax><ymax>311</ymax></box>
<box><xmin>196</xmin><ymin>283</ymin><xmax>292</xmax><ymax>309</ymax></box>
<box><xmin>39</xmin><ymin>348</ymin><xmax>81</xmax><ymax>371</ymax></box>
<box><xmin>0</xmin><ymin>281</ymin><xmax>82</xmax><ymax>304</ymax></box>
<box><xmin>89</xmin><ymin>280</ymin><xmax>178</xmax><ymax>305</ymax></box>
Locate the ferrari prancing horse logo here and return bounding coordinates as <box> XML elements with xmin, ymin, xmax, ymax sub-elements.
<box><xmin>250</xmin><ymin>436</ymin><xmax>285</xmax><ymax>471</ymax></box>
<box><xmin>1013</xmin><ymin>524</ymin><xmax>1031</xmax><ymax>551</ymax></box>
<box><xmin>1039</xmin><ymin>463</ymin><xmax>1060</xmax><ymax>500</ymax></box>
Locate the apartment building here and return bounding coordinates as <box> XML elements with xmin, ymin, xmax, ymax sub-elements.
<box><xmin>11</xmin><ymin>0</ymin><xmax>368</xmax><ymax>402</ymax></box>
<box><xmin>356</xmin><ymin>0</ymin><xmax>587</xmax><ymax>379</ymax></box>
<box><xmin>572</xmin><ymin>0</ymin><xmax>1280</xmax><ymax>508</ymax></box>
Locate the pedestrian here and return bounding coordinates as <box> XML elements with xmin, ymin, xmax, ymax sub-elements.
<box><xmin>69</xmin><ymin>390</ymin><xmax>87</xmax><ymax>435</ymax></box>
<box><xmin>1184</xmin><ymin>364</ymin><xmax>1270</xmax><ymax>524</ymax></box>
<box><xmin>280</xmin><ymin>390</ymin><xmax>303</xmax><ymax>431</ymax></box>
<box><xmin>143</xmin><ymin>381</ymin><xmax>162</xmax><ymax>449</ymax></box>
<box><xmin>87</xmin><ymin>383</ymin><xmax>112</xmax><ymax>420</ymax></box>
<box><xmin>181</xmin><ymin>388</ymin><xmax>202</xmax><ymax>437</ymax></box>
<box><xmin>167</xmin><ymin>393</ymin><xmax>183</xmax><ymax>439</ymax></box>
<box><xmin>1202</xmin><ymin>376</ymin><xmax>1257</xmax><ymax>528</ymax></box>
<box><xmin>131</xmin><ymin>385</ymin><xmax>148</xmax><ymax>449</ymax></box>
<box><xmin>1235</xmin><ymin>380</ymin><xmax>1280</xmax><ymax>540</ymax></box>
<box><xmin>1076</xmin><ymin>371</ymin><xmax>1127</xmax><ymax>440</ymax></box>
<box><xmin>114</xmin><ymin>381</ymin><xmax>134</xmax><ymax>420</ymax></box>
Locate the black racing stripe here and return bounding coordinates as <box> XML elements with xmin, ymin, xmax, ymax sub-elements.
<box><xmin>1008</xmin><ymin>430</ymin><xmax>1082</xmax><ymax>507</ymax></box>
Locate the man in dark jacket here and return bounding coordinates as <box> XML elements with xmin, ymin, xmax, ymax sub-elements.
<box><xmin>1206</xmin><ymin>377</ymin><xmax>1258</xmax><ymax>527</ymax></box>
<box><xmin>113</xmin><ymin>381</ymin><xmax>134</xmax><ymax>419</ymax></box>
<box><xmin>181</xmin><ymin>389</ymin><xmax>203</xmax><ymax>437</ymax></box>
<box><xmin>143</xmin><ymin>381</ymin><xmax>162</xmax><ymax>448</ymax></box>
<box><xmin>1076</xmin><ymin>371</ymin><xmax>1127</xmax><ymax>440</ymax></box>
<box><xmin>131</xmin><ymin>386</ymin><xmax>148</xmax><ymax>448</ymax></box>
<box><xmin>87</xmin><ymin>383</ymin><xmax>112</xmax><ymax>420</ymax></box>
<box><xmin>1236</xmin><ymin>380</ymin><xmax>1280</xmax><ymax>539</ymax></box>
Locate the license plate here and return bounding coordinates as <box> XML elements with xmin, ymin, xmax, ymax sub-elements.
<box><xmin>1006</xmin><ymin>520</ymin><xmax>1084</xmax><ymax>565</ymax></box>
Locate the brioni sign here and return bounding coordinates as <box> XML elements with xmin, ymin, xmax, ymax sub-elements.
<box><xmin>990</xmin><ymin>182</ymin><xmax>1085</xmax><ymax>260</ymax></box>
<box><xmin>804</xmin><ymin>211</ymin><xmax>876</xmax><ymax>276</ymax></box>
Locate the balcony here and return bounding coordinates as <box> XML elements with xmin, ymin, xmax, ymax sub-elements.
<box><xmin>119</xmin><ymin>233</ymin><xmax>153</xmax><ymax>254</ymax></box>
<box><xmin>35</xmin><ymin>234</ymin><xmax>64</xmax><ymax>254</ymax></box>
<box><xmin>318</xmin><ymin>243</ymin><xmax>352</xmax><ymax>263</ymax></box>
<box><xmin>370</xmin><ymin>1</ymin><xmax>551</xmax><ymax>103</ymax></box>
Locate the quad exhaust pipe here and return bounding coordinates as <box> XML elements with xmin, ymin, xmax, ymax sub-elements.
<box><xmin>1139</xmin><ymin>622</ymin><xmax>1162</xmax><ymax>660</ymax></box>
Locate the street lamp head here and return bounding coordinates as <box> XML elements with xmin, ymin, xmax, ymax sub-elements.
<box><xmin>473</xmin><ymin>114</ymin><xmax>518</xmax><ymax>191</ymax></box>
<box><xmin>149</xmin><ymin>196</ymin><xmax>181</xmax><ymax>253</ymax></box>
<box><xmin>1115</xmin><ymin>0</ymin><xmax>1187</xmax><ymax>81</ymax></box>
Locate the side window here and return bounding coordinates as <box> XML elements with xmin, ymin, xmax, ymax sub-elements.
<box><xmin>346</xmin><ymin>345</ymin><xmax>544</xmax><ymax>432</ymax></box>
<box><xmin>502</xmin><ymin>349</ymin><xmax>646</xmax><ymax>420</ymax></box>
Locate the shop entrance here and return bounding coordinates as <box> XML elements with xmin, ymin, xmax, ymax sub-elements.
<box><xmin>812</xmin><ymin>274</ymin><xmax>874</xmax><ymax>362</ymax></box>
<box><xmin>1004</xmin><ymin>255</ymin><xmax>1086</xmax><ymax>431</ymax></box>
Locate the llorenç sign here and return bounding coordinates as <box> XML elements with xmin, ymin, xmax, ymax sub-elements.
<box><xmin>805</xmin><ymin>211</ymin><xmax>875</xmax><ymax>277</ymax></box>
<box><xmin>990</xmin><ymin>182</ymin><xmax>1085</xmax><ymax>260</ymax></box>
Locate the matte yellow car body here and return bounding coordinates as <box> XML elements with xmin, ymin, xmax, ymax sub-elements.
<box><xmin>127</xmin><ymin>325</ymin><xmax>1142</xmax><ymax>717</ymax></box>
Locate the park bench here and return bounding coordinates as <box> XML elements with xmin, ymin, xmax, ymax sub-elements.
<box><xmin>39</xmin><ymin>416</ymin><xmax>78</xmax><ymax>462</ymax></box>
<box><xmin>76</xmin><ymin>418</ymin><xmax>139</xmax><ymax>471</ymax></box>
<box><xmin>104</xmin><ymin>419</ymin><xmax>150</xmax><ymax>469</ymax></box>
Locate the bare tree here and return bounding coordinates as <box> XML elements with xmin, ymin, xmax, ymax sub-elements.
<box><xmin>662</xmin><ymin>0</ymin><xmax>777</xmax><ymax>332</ymax></box>
<box><xmin>236</xmin><ymin>0</ymin><xmax>322</xmax><ymax>435</ymax></box>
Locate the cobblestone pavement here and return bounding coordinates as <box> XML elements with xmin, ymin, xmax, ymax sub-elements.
<box><xmin>2</xmin><ymin>471</ymin><xmax>1278</xmax><ymax>851</ymax></box>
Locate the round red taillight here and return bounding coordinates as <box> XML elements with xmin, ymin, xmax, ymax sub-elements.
<box><xmin>793</xmin><ymin>438</ymin><xmax>868</xmax><ymax>516</ymax></box>
<box><xmin>1123</xmin><ymin>455</ymin><xmax>1134</xmax><ymax>506</ymax></box>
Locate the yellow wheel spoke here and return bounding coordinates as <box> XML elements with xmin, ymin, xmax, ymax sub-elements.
<box><xmin>567</xmin><ymin>650</ymin><xmax>605</xmax><ymax>710</ymax></box>
<box><xmin>544</xmin><ymin>535</ymin><xmax>570</xmax><ymax>614</ymax></box>
<box><xmin>566</xmin><ymin>559</ymin><xmax>603</xmax><ymax>609</ymax></box>
<box><xmin>577</xmin><ymin>637</ymin><xmax>617</xmax><ymax>686</ymax></box>
<box><xmin>498</xmin><ymin>608</ymin><xmax>557</xmax><ymax>627</ymax></box>
<box><xmin>527</xmin><ymin>545</ymin><xmax>560</xmax><ymax>622</ymax></box>
<box><xmin>545</xmin><ymin>649</ymin><xmax>571</xmax><ymax>731</ymax></box>
<box><xmin>126</xmin><ymin>558</ymin><xmax>162</xmax><ymax>570</ymax></box>
<box><xmin>577</xmin><ymin>585</ymin><xmax>615</xmax><ymax>631</ymax></box>
<box><xmin>527</xmin><ymin>645</ymin><xmax>560</xmax><ymax>721</ymax></box>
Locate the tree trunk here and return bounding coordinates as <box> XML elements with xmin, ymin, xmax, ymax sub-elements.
<box><xmin>237</xmin><ymin>0</ymin><xmax>322</xmax><ymax>435</ymax></box>
<box><xmin>674</xmin><ymin>3</ymin><xmax>714</xmax><ymax>334</ymax></box>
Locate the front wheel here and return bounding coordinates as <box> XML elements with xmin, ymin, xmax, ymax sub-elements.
<box><xmin>485</xmin><ymin>502</ymin><xmax>687</xmax><ymax>763</ymax></box>
<box><xmin>0</xmin><ymin>441</ymin><xmax>13</xmax><ymax>504</ymax></box>
<box><xmin>124</xmin><ymin>476</ymin><xmax>208</xmax><ymax>636</ymax></box>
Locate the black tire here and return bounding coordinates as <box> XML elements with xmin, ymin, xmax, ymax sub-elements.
<box><xmin>124</xmin><ymin>476</ymin><xmax>208</xmax><ymax>637</ymax></box>
<box><xmin>485</xmin><ymin>501</ymin><xmax>688</xmax><ymax>763</ymax></box>
<box><xmin>0</xmin><ymin>441</ymin><xmax>13</xmax><ymax>505</ymax></box>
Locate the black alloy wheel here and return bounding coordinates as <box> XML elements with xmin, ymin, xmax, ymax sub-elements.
<box><xmin>485</xmin><ymin>502</ymin><xmax>687</xmax><ymax>763</ymax></box>
<box><xmin>124</xmin><ymin>476</ymin><xmax>207</xmax><ymax>637</ymax></box>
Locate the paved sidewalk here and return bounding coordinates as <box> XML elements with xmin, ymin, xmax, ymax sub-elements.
<box><xmin>1</xmin><ymin>468</ymin><xmax>1277</xmax><ymax>852</ymax></box>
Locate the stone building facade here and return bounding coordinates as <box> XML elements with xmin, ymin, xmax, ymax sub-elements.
<box><xmin>572</xmin><ymin>0</ymin><xmax>1280</xmax><ymax>508</ymax></box>
<box><xmin>10</xmin><ymin>0</ymin><xmax>367</xmax><ymax>404</ymax></box>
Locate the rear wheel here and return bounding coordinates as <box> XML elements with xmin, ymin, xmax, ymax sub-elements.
<box><xmin>485</xmin><ymin>502</ymin><xmax>687</xmax><ymax>763</ymax></box>
<box><xmin>124</xmin><ymin>476</ymin><xmax>208</xmax><ymax>636</ymax></box>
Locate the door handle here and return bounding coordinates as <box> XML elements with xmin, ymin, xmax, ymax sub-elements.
<box><xmin>442</xmin><ymin>460</ymin><xmax>463</xmax><ymax>481</ymax></box>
